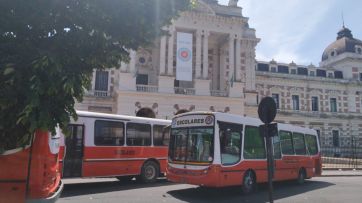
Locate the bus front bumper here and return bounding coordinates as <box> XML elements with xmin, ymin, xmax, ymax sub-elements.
<box><xmin>167</xmin><ymin>165</ymin><xmax>221</xmax><ymax>187</ymax></box>
<box><xmin>26</xmin><ymin>180</ymin><xmax>64</xmax><ymax>203</ymax></box>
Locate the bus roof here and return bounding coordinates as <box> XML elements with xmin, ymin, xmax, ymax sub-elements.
<box><xmin>76</xmin><ymin>110</ymin><xmax>171</xmax><ymax>124</ymax></box>
<box><xmin>173</xmin><ymin>111</ymin><xmax>316</xmax><ymax>135</ymax></box>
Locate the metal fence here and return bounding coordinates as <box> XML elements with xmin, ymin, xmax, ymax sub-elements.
<box><xmin>321</xmin><ymin>146</ymin><xmax>362</xmax><ymax>169</ymax></box>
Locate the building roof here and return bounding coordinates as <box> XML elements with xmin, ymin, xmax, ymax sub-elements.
<box><xmin>322</xmin><ymin>27</ymin><xmax>362</xmax><ymax>61</ymax></box>
<box><xmin>199</xmin><ymin>0</ymin><xmax>243</xmax><ymax>18</ymax></box>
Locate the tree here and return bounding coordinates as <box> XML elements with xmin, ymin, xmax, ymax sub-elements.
<box><xmin>0</xmin><ymin>0</ymin><xmax>193</xmax><ymax>152</ymax></box>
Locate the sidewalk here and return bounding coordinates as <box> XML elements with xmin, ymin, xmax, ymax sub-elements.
<box><xmin>321</xmin><ymin>169</ymin><xmax>362</xmax><ymax>177</ymax></box>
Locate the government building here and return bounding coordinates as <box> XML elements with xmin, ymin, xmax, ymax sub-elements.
<box><xmin>76</xmin><ymin>0</ymin><xmax>362</xmax><ymax>157</ymax></box>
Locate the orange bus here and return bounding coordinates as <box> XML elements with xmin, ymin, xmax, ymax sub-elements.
<box><xmin>0</xmin><ymin>130</ymin><xmax>63</xmax><ymax>203</ymax></box>
<box><xmin>167</xmin><ymin>112</ymin><xmax>321</xmax><ymax>193</ymax></box>
<box><xmin>58</xmin><ymin>111</ymin><xmax>171</xmax><ymax>183</ymax></box>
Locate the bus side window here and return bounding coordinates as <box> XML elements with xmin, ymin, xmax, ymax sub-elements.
<box><xmin>272</xmin><ymin>135</ymin><xmax>282</xmax><ymax>159</ymax></box>
<box><xmin>292</xmin><ymin>132</ymin><xmax>306</xmax><ymax>155</ymax></box>
<box><xmin>279</xmin><ymin>131</ymin><xmax>294</xmax><ymax>155</ymax></box>
<box><xmin>244</xmin><ymin>126</ymin><xmax>266</xmax><ymax>159</ymax></box>
<box><xmin>153</xmin><ymin>125</ymin><xmax>169</xmax><ymax>146</ymax></box>
<box><xmin>305</xmin><ymin>134</ymin><xmax>318</xmax><ymax>155</ymax></box>
<box><xmin>126</xmin><ymin>123</ymin><xmax>151</xmax><ymax>146</ymax></box>
<box><xmin>219</xmin><ymin>122</ymin><xmax>242</xmax><ymax>165</ymax></box>
<box><xmin>94</xmin><ymin>120</ymin><xmax>124</xmax><ymax>146</ymax></box>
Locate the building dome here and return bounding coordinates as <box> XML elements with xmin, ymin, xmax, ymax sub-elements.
<box><xmin>321</xmin><ymin>27</ymin><xmax>362</xmax><ymax>61</ymax></box>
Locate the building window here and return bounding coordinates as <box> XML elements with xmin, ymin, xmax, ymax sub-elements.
<box><xmin>360</xmin><ymin>73</ymin><xmax>362</xmax><ymax>81</ymax></box>
<box><xmin>271</xmin><ymin>67</ymin><xmax>277</xmax><ymax>72</ymax></box>
<box><xmin>330</xmin><ymin>98</ymin><xmax>337</xmax><ymax>112</ymax></box>
<box><xmin>328</xmin><ymin>72</ymin><xmax>334</xmax><ymax>78</ymax></box>
<box><xmin>277</xmin><ymin>65</ymin><xmax>289</xmax><ymax>74</ymax></box>
<box><xmin>311</xmin><ymin>96</ymin><xmax>319</xmax><ymax>111</ymax></box>
<box><xmin>272</xmin><ymin>93</ymin><xmax>280</xmax><ymax>109</ymax></box>
<box><xmin>136</xmin><ymin>74</ymin><xmax>148</xmax><ymax>85</ymax></box>
<box><xmin>291</xmin><ymin>69</ymin><xmax>297</xmax><ymax>74</ymax></box>
<box><xmin>310</xmin><ymin>71</ymin><xmax>315</xmax><ymax>76</ymax></box>
<box><xmin>356</xmin><ymin>47</ymin><xmax>362</xmax><ymax>54</ymax></box>
<box><xmin>95</xmin><ymin>70</ymin><xmax>109</xmax><ymax>91</ymax></box>
<box><xmin>257</xmin><ymin>63</ymin><xmax>269</xmax><ymax>72</ymax></box>
<box><xmin>332</xmin><ymin>130</ymin><xmax>339</xmax><ymax>147</ymax></box>
<box><xmin>297</xmin><ymin>67</ymin><xmax>308</xmax><ymax>75</ymax></box>
<box><xmin>316</xmin><ymin>69</ymin><xmax>326</xmax><ymax>77</ymax></box>
<box><xmin>292</xmin><ymin>95</ymin><xmax>300</xmax><ymax>110</ymax></box>
<box><xmin>334</xmin><ymin>71</ymin><xmax>343</xmax><ymax>79</ymax></box>
<box><xmin>330</xmin><ymin>51</ymin><xmax>336</xmax><ymax>57</ymax></box>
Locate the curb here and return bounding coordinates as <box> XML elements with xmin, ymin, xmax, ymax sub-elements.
<box><xmin>321</xmin><ymin>174</ymin><xmax>362</xmax><ymax>177</ymax></box>
<box><xmin>323</xmin><ymin>168</ymin><xmax>362</xmax><ymax>171</ymax></box>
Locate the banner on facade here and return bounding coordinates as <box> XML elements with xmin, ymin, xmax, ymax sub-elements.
<box><xmin>176</xmin><ymin>32</ymin><xmax>193</xmax><ymax>81</ymax></box>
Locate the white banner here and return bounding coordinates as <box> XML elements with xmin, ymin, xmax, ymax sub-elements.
<box><xmin>176</xmin><ymin>32</ymin><xmax>193</xmax><ymax>81</ymax></box>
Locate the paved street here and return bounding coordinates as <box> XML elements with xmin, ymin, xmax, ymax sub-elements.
<box><xmin>59</xmin><ymin>176</ymin><xmax>362</xmax><ymax>203</ymax></box>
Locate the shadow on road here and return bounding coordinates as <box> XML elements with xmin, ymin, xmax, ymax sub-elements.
<box><xmin>167</xmin><ymin>179</ymin><xmax>334</xmax><ymax>203</ymax></box>
<box><xmin>60</xmin><ymin>178</ymin><xmax>174</xmax><ymax>198</ymax></box>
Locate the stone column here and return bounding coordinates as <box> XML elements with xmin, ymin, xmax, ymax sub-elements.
<box><xmin>244</xmin><ymin>39</ymin><xmax>258</xmax><ymax>91</ymax></box>
<box><xmin>235</xmin><ymin>36</ymin><xmax>241</xmax><ymax>81</ymax></box>
<box><xmin>159</xmin><ymin>36</ymin><xmax>167</xmax><ymax>75</ymax></box>
<box><xmin>195</xmin><ymin>30</ymin><xmax>202</xmax><ymax>78</ymax></box>
<box><xmin>120</xmin><ymin>61</ymin><xmax>127</xmax><ymax>72</ymax></box>
<box><xmin>202</xmin><ymin>31</ymin><xmax>209</xmax><ymax>79</ymax></box>
<box><xmin>129</xmin><ymin>50</ymin><xmax>137</xmax><ymax>74</ymax></box>
<box><xmin>229</xmin><ymin>34</ymin><xmax>235</xmax><ymax>81</ymax></box>
<box><xmin>167</xmin><ymin>27</ymin><xmax>175</xmax><ymax>76</ymax></box>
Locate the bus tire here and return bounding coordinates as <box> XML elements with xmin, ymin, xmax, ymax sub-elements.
<box><xmin>116</xmin><ymin>176</ymin><xmax>134</xmax><ymax>182</ymax></box>
<box><xmin>242</xmin><ymin>170</ymin><xmax>256</xmax><ymax>194</ymax></box>
<box><xmin>140</xmin><ymin>161</ymin><xmax>159</xmax><ymax>183</ymax></box>
<box><xmin>297</xmin><ymin>168</ymin><xmax>306</xmax><ymax>185</ymax></box>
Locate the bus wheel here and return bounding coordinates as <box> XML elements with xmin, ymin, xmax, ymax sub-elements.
<box><xmin>242</xmin><ymin>170</ymin><xmax>256</xmax><ymax>194</ymax></box>
<box><xmin>117</xmin><ymin>176</ymin><xmax>134</xmax><ymax>182</ymax></box>
<box><xmin>141</xmin><ymin>161</ymin><xmax>159</xmax><ymax>183</ymax></box>
<box><xmin>297</xmin><ymin>169</ymin><xmax>306</xmax><ymax>184</ymax></box>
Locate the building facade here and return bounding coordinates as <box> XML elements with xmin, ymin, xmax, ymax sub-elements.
<box><xmin>76</xmin><ymin>0</ymin><xmax>362</xmax><ymax>156</ymax></box>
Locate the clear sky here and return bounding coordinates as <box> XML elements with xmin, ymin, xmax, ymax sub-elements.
<box><xmin>218</xmin><ymin>0</ymin><xmax>362</xmax><ymax>66</ymax></box>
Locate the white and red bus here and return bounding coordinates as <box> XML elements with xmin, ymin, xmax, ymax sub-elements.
<box><xmin>58</xmin><ymin>111</ymin><xmax>171</xmax><ymax>183</ymax></box>
<box><xmin>167</xmin><ymin>112</ymin><xmax>322</xmax><ymax>193</ymax></box>
<box><xmin>0</xmin><ymin>130</ymin><xmax>63</xmax><ymax>203</ymax></box>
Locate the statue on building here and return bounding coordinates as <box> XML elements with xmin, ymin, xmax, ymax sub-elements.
<box><xmin>228</xmin><ymin>0</ymin><xmax>238</xmax><ymax>7</ymax></box>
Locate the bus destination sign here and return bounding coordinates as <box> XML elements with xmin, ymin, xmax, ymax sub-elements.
<box><xmin>172</xmin><ymin>115</ymin><xmax>214</xmax><ymax>128</ymax></box>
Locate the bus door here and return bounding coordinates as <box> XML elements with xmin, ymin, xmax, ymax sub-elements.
<box><xmin>62</xmin><ymin>125</ymin><xmax>84</xmax><ymax>178</ymax></box>
<box><xmin>278</xmin><ymin>131</ymin><xmax>298</xmax><ymax>180</ymax></box>
<box><xmin>272</xmin><ymin>135</ymin><xmax>283</xmax><ymax>180</ymax></box>
<box><xmin>218</xmin><ymin>122</ymin><xmax>243</xmax><ymax>186</ymax></box>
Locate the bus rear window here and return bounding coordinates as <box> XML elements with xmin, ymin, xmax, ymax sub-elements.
<box><xmin>305</xmin><ymin>134</ymin><xmax>318</xmax><ymax>155</ymax></box>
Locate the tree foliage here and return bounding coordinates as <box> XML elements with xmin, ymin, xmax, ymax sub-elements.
<box><xmin>0</xmin><ymin>0</ymin><xmax>192</xmax><ymax>152</ymax></box>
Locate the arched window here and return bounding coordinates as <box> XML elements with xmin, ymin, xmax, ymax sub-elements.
<box><xmin>330</xmin><ymin>50</ymin><xmax>336</xmax><ymax>57</ymax></box>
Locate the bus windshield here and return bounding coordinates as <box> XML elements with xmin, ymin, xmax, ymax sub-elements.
<box><xmin>169</xmin><ymin>127</ymin><xmax>214</xmax><ymax>164</ymax></box>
